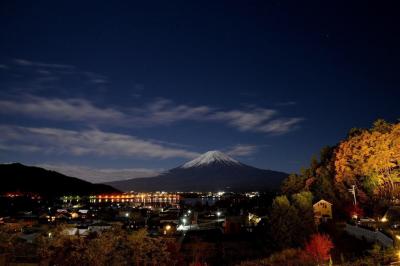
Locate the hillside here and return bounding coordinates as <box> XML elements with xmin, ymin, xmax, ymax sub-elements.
<box><xmin>0</xmin><ymin>163</ymin><xmax>118</xmax><ymax>197</ymax></box>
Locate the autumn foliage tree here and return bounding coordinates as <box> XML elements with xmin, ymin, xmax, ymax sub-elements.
<box><xmin>302</xmin><ymin>233</ymin><xmax>334</xmax><ymax>265</ymax></box>
<box><xmin>280</xmin><ymin>120</ymin><xmax>400</xmax><ymax>215</ymax></box>
<box><xmin>37</xmin><ymin>226</ymin><xmax>180</xmax><ymax>266</ymax></box>
<box><xmin>335</xmin><ymin>120</ymin><xmax>400</xmax><ymax>200</ymax></box>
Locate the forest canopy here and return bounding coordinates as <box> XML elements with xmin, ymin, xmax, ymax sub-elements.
<box><xmin>281</xmin><ymin>119</ymin><xmax>400</xmax><ymax>214</ymax></box>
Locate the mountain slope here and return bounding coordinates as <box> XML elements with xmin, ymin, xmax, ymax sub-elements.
<box><xmin>107</xmin><ymin>151</ymin><xmax>288</xmax><ymax>192</ymax></box>
<box><xmin>0</xmin><ymin>163</ymin><xmax>118</xmax><ymax>196</ymax></box>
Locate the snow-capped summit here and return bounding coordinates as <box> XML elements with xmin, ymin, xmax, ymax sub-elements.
<box><xmin>181</xmin><ymin>150</ymin><xmax>240</xmax><ymax>168</ymax></box>
<box><xmin>107</xmin><ymin>150</ymin><xmax>288</xmax><ymax>192</ymax></box>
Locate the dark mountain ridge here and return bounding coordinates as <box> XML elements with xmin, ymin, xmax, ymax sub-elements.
<box><xmin>0</xmin><ymin>163</ymin><xmax>118</xmax><ymax>197</ymax></box>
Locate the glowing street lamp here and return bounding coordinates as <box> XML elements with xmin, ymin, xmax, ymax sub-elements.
<box><xmin>216</xmin><ymin>211</ymin><xmax>222</xmax><ymax>217</ymax></box>
<box><xmin>163</xmin><ymin>224</ymin><xmax>172</xmax><ymax>235</ymax></box>
<box><xmin>182</xmin><ymin>218</ymin><xmax>187</xmax><ymax>225</ymax></box>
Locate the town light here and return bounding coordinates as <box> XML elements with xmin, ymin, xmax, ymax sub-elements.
<box><xmin>217</xmin><ymin>211</ymin><xmax>222</xmax><ymax>217</ymax></box>
<box><xmin>381</xmin><ymin>217</ymin><xmax>388</xmax><ymax>222</ymax></box>
<box><xmin>165</xmin><ymin>225</ymin><xmax>171</xmax><ymax>231</ymax></box>
<box><xmin>396</xmin><ymin>235</ymin><xmax>400</xmax><ymax>240</ymax></box>
<box><xmin>188</xmin><ymin>210</ymin><xmax>192</xmax><ymax>214</ymax></box>
<box><xmin>182</xmin><ymin>218</ymin><xmax>187</xmax><ymax>225</ymax></box>
<box><xmin>125</xmin><ymin>213</ymin><xmax>129</xmax><ymax>217</ymax></box>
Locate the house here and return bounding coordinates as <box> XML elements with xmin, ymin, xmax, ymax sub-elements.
<box><xmin>313</xmin><ymin>199</ymin><xmax>332</xmax><ymax>224</ymax></box>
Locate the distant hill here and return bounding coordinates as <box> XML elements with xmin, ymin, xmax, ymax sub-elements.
<box><xmin>0</xmin><ymin>163</ymin><xmax>118</xmax><ymax>197</ymax></box>
<box><xmin>106</xmin><ymin>151</ymin><xmax>288</xmax><ymax>192</ymax></box>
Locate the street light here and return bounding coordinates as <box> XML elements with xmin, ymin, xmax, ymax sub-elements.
<box><xmin>217</xmin><ymin>211</ymin><xmax>221</xmax><ymax>217</ymax></box>
<box><xmin>164</xmin><ymin>224</ymin><xmax>172</xmax><ymax>235</ymax></box>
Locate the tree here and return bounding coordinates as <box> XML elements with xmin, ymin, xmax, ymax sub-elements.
<box><xmin>292</xmin><ymin>192</ymin><xmax>315</xmax><ymax>244</ymax></box>
<box><xmin>281</xmin><ymin>174</ymin><xmax>306</xmax><ymax>195</ymax></box>
<box><xmin>128</xmin><ymin>228</ymin><xmax>178</xmax><ymax>265</ymax></box>
<box><xmin>335</xmin><ymin>121</ymin><xmax>400</xmax><ymax>200</ymax></box>
<box><xmin>37</xmin><ymin>226</ymin><xmax>131</xmax><ymax>266</ymax></box>
<box><xmin>269</xmin><ymin>195</ymin><xmax>301</xmax><ymax>249</ymax></box>
<box><xmin>37</xmin><ymin>225</ymin><xmax>179</xmax><ymax>266</ymax></box>
<box><xmin>347</xmin><ymin>127</ymin><xmax>365</xmax><ymax>138</ymax></box>
<box><xmin>372</xmin><ymin>119</ymin><xmax>393</xmax><ymax>133</ymax></box>
<box><xmin>302</xmin><ymin>233</ymin><xmax>334</xmax><ymax>265</ymax></box>
<box><xmin>238</xmin><ymin>248</ymin><xmax>315</xmax><ymax>266</ymax></box>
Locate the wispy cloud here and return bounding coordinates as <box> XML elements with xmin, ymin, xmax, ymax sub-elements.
<box><xmin>1</xmin><ymin>58</ymin><xmax>303</xmax><ymax>135</ymax></box>
<box><xmin>0</xmin><ymin>95</ymin><xmax>125</xmax><ymax>123</ymax></box>
<box><xmin>130</xmin><ymin>98</ymin><xmax>212</xmax><ymax>125</ymax></box>
<box><xmin>0</xmin><ymin>125</ymin><xmax>199</xmax><ymax>159</ymax></box>
<box><xmin>256</xmin><ymin>117</ymin><xmax>303</xmax><ymax>134</ymax></box>
<box><xmin>211</xmin><ymin>109</ymin><xmax>277</xmax><ymax>132</ymax></box>
<box><xmin>130</xmin><ymin>98</ymin><xmax>303</xmax><ymax>134</ymax></box>
<box><xmin>13</xmin><ymin>58</ymin><xmax>75</xmax><ymax>69</ymax></box>
<box><xmin>1</xmin><ymin>58</ymin><xmax>109</xmax><ymax>95</ymax></box>
<box><xmin>36</xmin><ymin>164</ymin><xmax>161</xmax><ymax>183</ymax></box>
<box><xmin>0</xmin><ymin>96</ymin><xmax>303</xmax><ymax>134</ymax></box>
<box><xmin>225</xmin><ymin>144</ymin><xmax>258</xmax><ymax>157</ymax></box>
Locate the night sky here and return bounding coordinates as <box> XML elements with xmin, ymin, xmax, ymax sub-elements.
<box><xmin>0</xmin><ymin>1</ymin><xmax>399</xmax><ymax>183</ymax></box>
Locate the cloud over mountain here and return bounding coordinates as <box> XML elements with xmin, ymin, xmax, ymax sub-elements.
<box><xmin>225</xmin><ymin>144</ymin><xmax>258</xmax><ymax>157</ymax></box>
<box><xmin>37</xmin><ymin>164</ymin><xmax>161</xmax><ymax>183</ymax></box>
<box><xmin>0</xmin><ymin>125</ymin><xmax>199</xmax><ymax>159</ymax></box>
<box><xmin>0</xmin><ymin>95</ymin><xmax>303</xmax><ymax>135</ymax></box>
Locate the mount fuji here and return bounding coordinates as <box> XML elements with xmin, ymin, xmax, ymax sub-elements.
<box><xmin>106</xmin><ymin>151</ymin><xmax>288</xmax><ymax>192</ymax></box>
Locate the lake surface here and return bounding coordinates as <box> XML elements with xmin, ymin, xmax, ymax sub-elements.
<box><xmin>182</xmin><ymin>197</ymin><xmax>219</xmax><ymax>206</ymax></box>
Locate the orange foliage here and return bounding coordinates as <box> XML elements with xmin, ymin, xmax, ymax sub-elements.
<box><xmin>334</xmin><ymin>122</ymin><xmax>400</xmax><ymax>198</ymax></box>
<box><xmin>302</xmin><ymin>233</ymin><xmax>334</xmax><ymax>264</ymax></box>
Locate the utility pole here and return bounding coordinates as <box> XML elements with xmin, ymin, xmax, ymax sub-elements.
<box><xmin>348</xmin><ymin>185</ymin><xmax>357</xmax><ymax>206</ymax></box>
